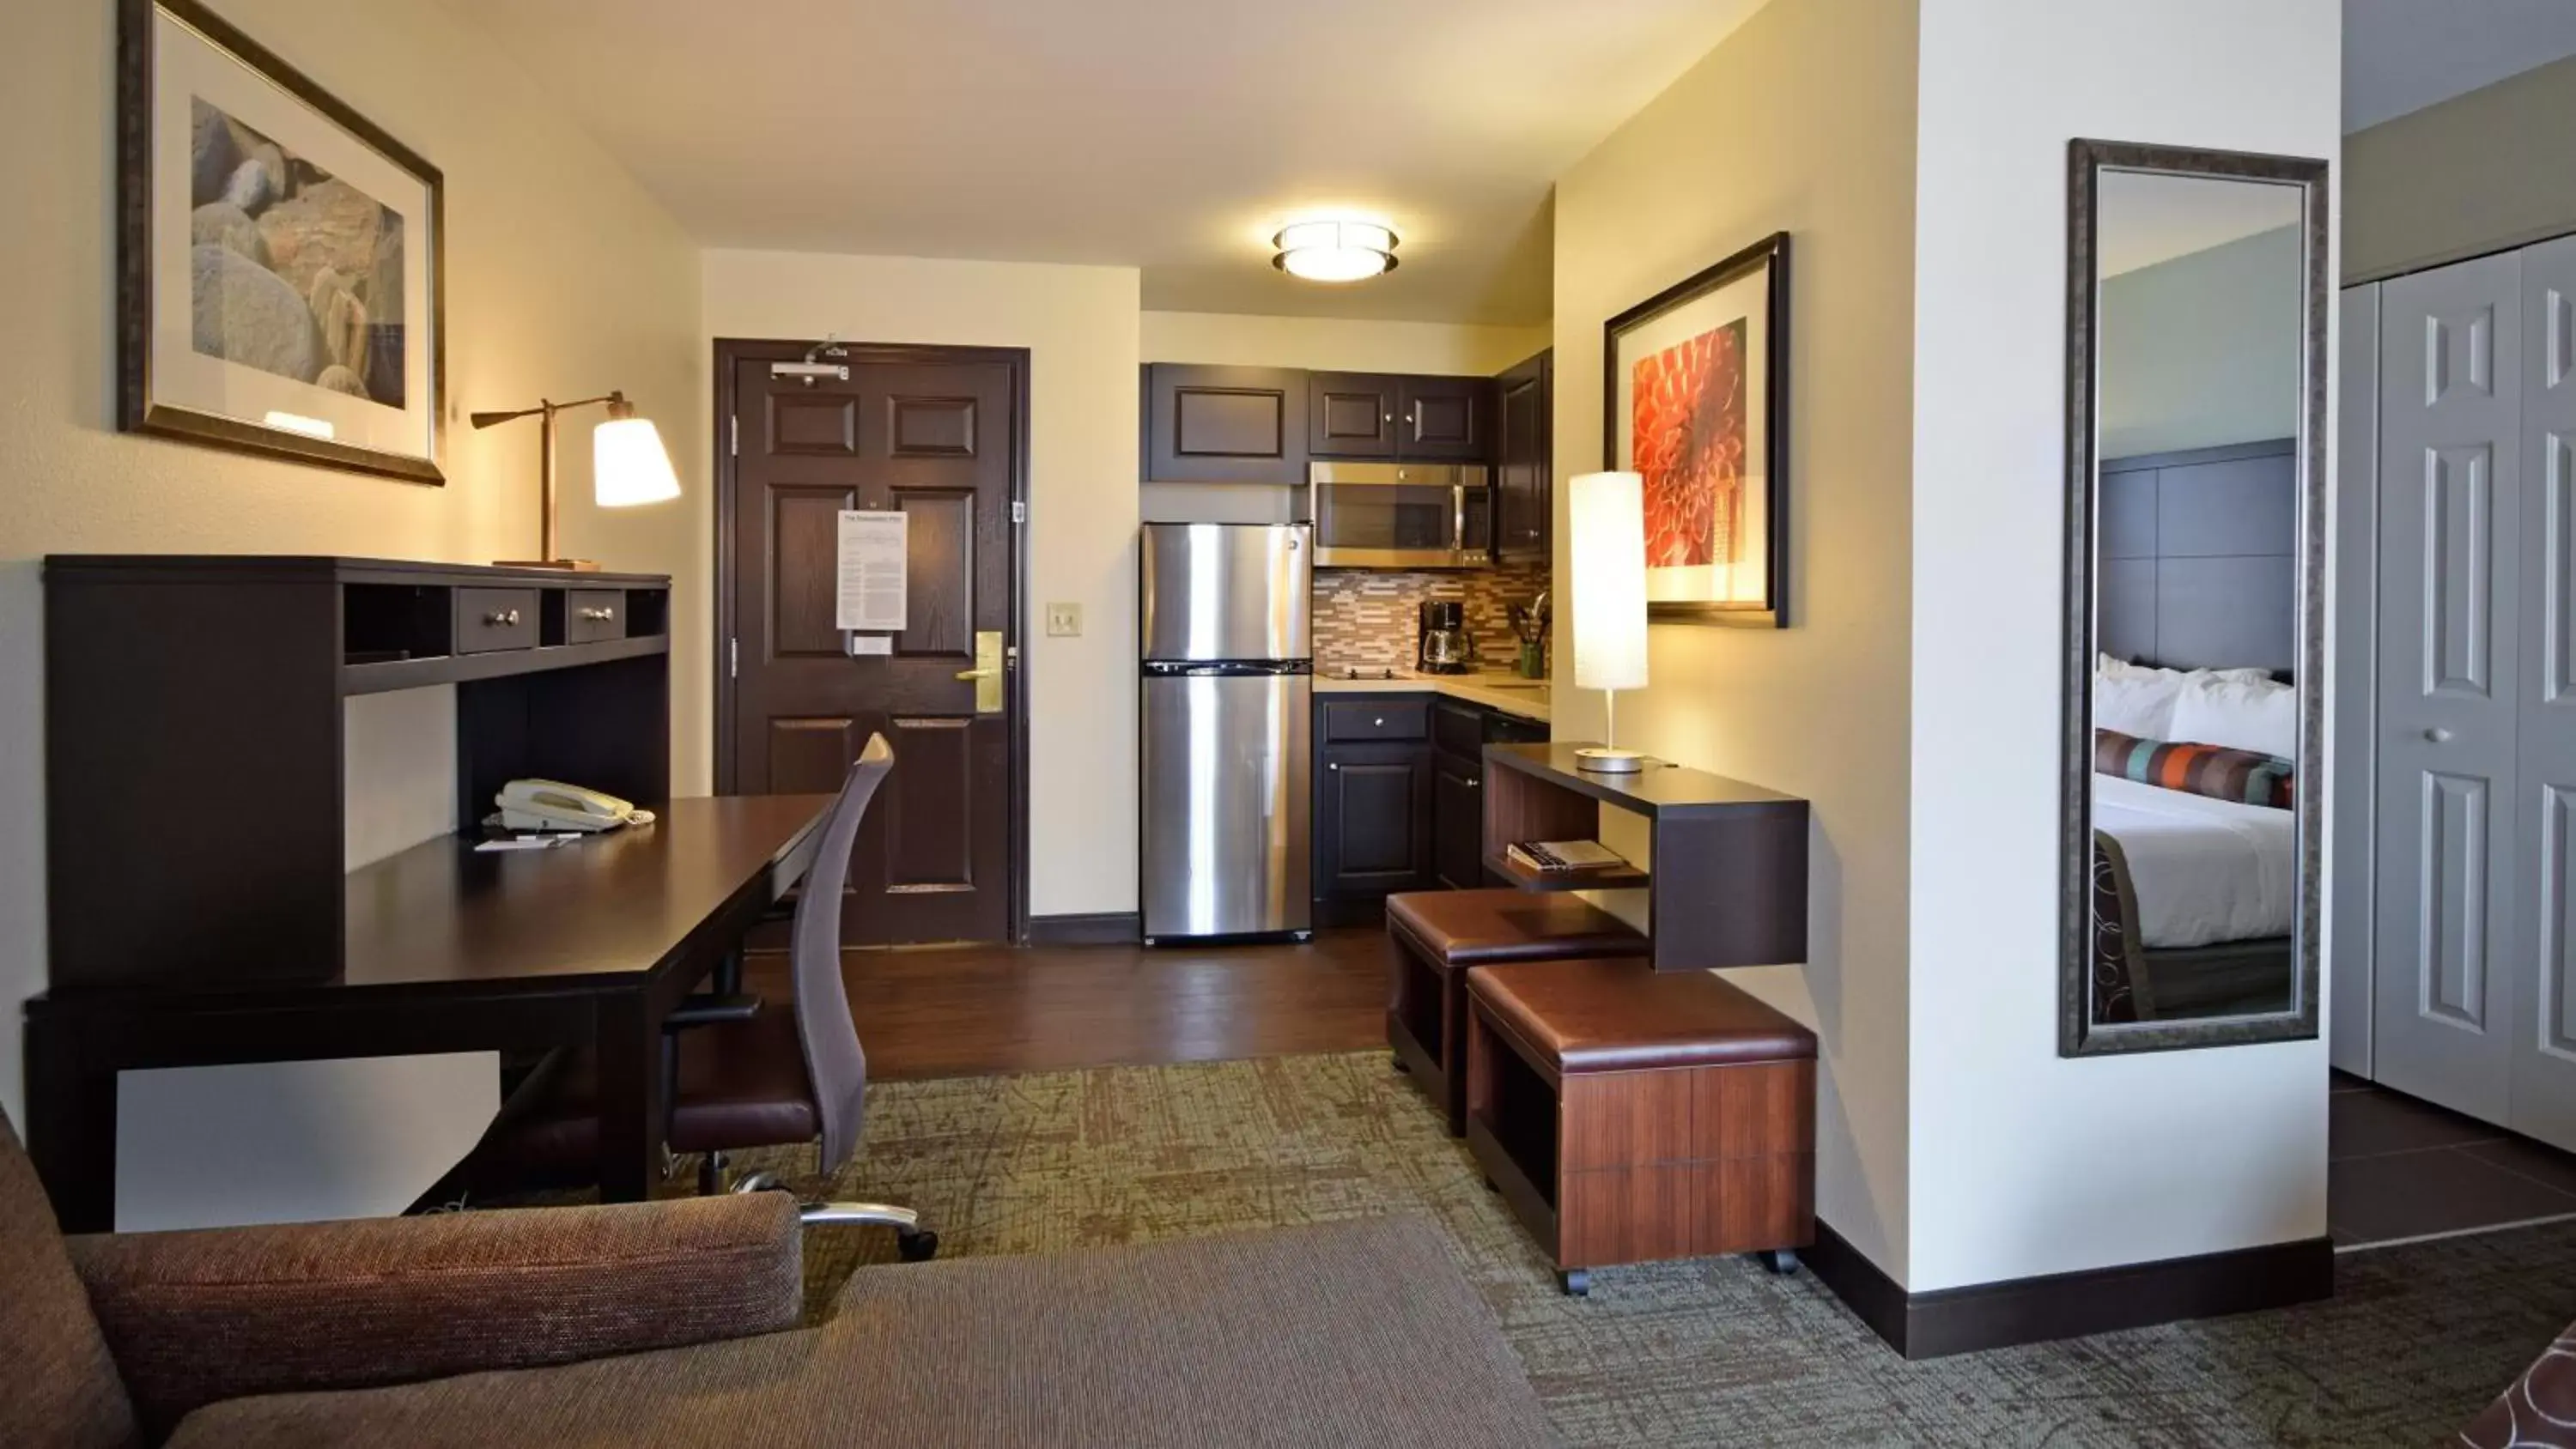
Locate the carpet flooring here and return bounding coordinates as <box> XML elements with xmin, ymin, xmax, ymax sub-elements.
<box><xmin>702</xmin><ymin>1052</ymin><xmax>2559</xmax><ymax>1446</ymax></box>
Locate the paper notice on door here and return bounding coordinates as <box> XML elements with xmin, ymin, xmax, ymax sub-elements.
<box><xmin>835</xmin><ymin>510</ymin><xmax>908</xmax><ymax>633</ymax></box>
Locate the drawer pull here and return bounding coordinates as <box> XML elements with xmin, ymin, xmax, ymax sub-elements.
<box><xmin>483</xmin><ymin>609</ymin><xmax>521</xmax><ymax>627</ymax></box>
<box><xmin>1373</xmin><ymin>716</ymin><xmax>1384</xmax><ymax>726</ymax></box>
<box><xmin>580</xmin><ymin>607</ymin><xmax>617</xmax><ymax>622</ymax></box>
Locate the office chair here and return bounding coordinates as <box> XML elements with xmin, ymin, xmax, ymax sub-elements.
<box><xmin>477</xmin><ymin>735</ymin><xmax>933</xmax><ymax>1261</ymax></box>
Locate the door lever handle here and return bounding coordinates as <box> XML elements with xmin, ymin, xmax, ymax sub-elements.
<box><xmin>955</xmin><ymin>667</ymin><xmax>999</xmax><ymax>681</ymax></box>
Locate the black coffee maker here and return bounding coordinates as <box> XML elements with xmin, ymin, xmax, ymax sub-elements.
<box><xmin>1417</xmin><ymin>600</ymin><xmax>1473</xmax><ymax>675</ymax></box>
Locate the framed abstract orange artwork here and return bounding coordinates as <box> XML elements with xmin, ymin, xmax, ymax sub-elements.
<box><xmin>1605</xmin><ymin>232</ymin><xmax>1789</xmax><ymax>626</ymax></box>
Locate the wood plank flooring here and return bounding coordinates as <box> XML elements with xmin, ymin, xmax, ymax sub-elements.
<box><xmin>743</xmin><ymin>928</ymin><xmax>1388</xmax><ymax>1082</ymax></box>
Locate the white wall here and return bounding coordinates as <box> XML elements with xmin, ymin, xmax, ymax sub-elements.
<box><xmin>1141</xmin><ymin>312</ymin><xmax>1549</xmax><ymax>376</ymax></box>
<box><xmin>0</xmin><ymin>0</ymin><xmax>705</xmax><ymax>1178</ymax></box>
<box><xmin>1553</xmin><ymin>0</ymin><xmax>1922</xmax><ymax>1279</ymax></box>
<box><xmin>702</xmin><ymin>251</ymin><xmax>1144</xmax><ymax>917</ymax></box>
<box><xmin>1906</xmin><ymin>0</ymin><xmax>2337</xmax><ymax>1291</ymax></box>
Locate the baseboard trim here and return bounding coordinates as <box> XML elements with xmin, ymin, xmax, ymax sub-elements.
<box><xmin>1805</xmin><ymin>1220</ymin><xmax>2335</xmax><ymax>1359</ymax></box>
<box><xmin>1025</xmin><ymin>912</ymin><xmax>1140</xmax><ymax>947</ymax></box>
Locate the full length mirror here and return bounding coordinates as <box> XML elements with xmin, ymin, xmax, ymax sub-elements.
<box><xmin>2061</xmin><ymin>141</ymin><xmax>2330</xmax><ymax>1055</ymax></box>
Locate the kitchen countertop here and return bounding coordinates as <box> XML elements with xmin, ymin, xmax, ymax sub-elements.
<box><xmin>1312</xmin><ymin>670</ymin><xmax>1552</xmax><ymax>724</ymax></box>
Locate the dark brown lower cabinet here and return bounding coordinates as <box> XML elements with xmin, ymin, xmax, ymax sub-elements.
<box><xmin>1314</xmin><ymin>693</ymin><xmax>1435</xmax><ymax>925</ymax></box>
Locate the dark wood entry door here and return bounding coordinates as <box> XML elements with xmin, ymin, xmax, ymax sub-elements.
<box><xmin>719</xmin><ymin>341</ymin><xmax>1024</xmax><ymax>945</ymax></box>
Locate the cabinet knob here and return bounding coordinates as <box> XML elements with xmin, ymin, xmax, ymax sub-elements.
<box><xmin>1327</xmin><ymin>761</ymin><xmax>1340</xmax><ymax>771</ymax></box>
<box><xmin>1373</xmin><ymin>716</ymin><xmax>1384</xmax><ymax>726</ymax></box>
<box><xmin>2426</xmin><ymin>726</ymin><xmax>2455</xmax><ymax>743</ymax></box>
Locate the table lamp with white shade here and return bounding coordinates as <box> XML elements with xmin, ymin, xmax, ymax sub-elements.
<box><xmin>471</xmin><ymin>391</ymin><xmax>683</xmax><ymax>571</ymax></box>
<box><xmin>1568</xmin><ymin>470</ymin><xmax>1648</xmax><ymax>773</ymax></box>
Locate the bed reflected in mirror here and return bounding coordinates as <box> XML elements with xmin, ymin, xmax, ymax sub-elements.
<box><xmin>2061</xmin><ymin>141</ymin><xmax>2329</xmax><ymax>1055</ymax></box>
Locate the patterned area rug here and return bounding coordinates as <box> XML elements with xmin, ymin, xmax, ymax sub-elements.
<box><xmin>702</xmin><ymin>1052</ymin><xmax>2559</xmax><ymax>1447</ymax></box>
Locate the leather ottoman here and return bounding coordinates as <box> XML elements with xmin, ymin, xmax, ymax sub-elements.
<box><xmin>1463</xmin><ymin>958</ymin><xmax>1817</xmax><ymax>1295</ymax></box>
<box><xmin>1385</xmin><ymin>890</ymin><xmax>1645</xmax><ymax>1135</ymax></box>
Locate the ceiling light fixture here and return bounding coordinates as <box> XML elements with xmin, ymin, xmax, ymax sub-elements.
<box><xmin>1273</xmin><ymin>219</ymin><xmax>1399</xmax><ymax>282</ymax></box>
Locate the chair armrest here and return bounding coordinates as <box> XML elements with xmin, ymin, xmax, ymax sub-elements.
<box><xmin>67</xmin><ymin>1191</ymin><xmax>800</xmax><ymax>1435</ymax></box>
<box><xmin>666</xmin><ymin>992</ymin><xmax>762</xmax><ymax>1030</ymax></box>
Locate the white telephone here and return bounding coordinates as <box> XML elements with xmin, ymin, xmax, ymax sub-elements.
<box><xmin>495</xmin><ymin>779</ymin><xmax>657</xmax><ymax>834</ymax></box>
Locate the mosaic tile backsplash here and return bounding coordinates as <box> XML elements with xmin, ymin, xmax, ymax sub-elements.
<box><xmin>1312</xmin><ymin>565</ymin><xmax>1553</xmax><ymax>675</ymax></box>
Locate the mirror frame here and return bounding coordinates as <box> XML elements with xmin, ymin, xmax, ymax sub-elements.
<box><xmin>2058</xmin><ymin>138</ymin><xmax>2331</xmax><ymax>1057</ymax></box>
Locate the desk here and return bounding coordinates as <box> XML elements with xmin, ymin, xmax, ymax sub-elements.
<box><xmin>22</xmin><ymin>795</ymin><xmax>831</xmax><ymax>1233</ymax></box>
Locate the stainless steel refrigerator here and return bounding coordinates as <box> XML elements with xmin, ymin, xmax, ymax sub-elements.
<box><xmin>1139</xmin><ymin>524</ymin><xmax>1312</xmax><ymax>943</ymax></box>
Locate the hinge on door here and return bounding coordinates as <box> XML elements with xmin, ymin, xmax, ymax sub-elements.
<box><xmin>728</xmin><ymin>637</ymin><xmax>738</xmax><ymax>679</ymax></box>
<box><xmin>1011</xmin><ymin>500</ymin><xmax>1027</xmax><ymax>524</ymax></box>
<box><xmin>729</xmin><ymin>415</ymin><xmax>738</xmax><ymax>458</ymax></box>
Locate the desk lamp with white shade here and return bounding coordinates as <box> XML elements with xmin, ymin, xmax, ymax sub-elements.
<box><xmin>471</xmin><ymin>391</ymin><xmax>682</xmax><ymax>571</ymax></box>
<box><xmin>1568</xmin><ymin>470</ymin><xmax>1649</xmax><ymax>773</ymax></box>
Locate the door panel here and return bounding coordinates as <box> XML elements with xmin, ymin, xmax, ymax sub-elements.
<box><xmin>772</xmin><ymin>487</ymin><xmax>858</xmax><ymax>657</ymax></box>
<box><xmin>2513</xmin><ymin>235</ymin><xmax>2576</xmax><ymax>1149</ymax></box>
<box><xmin>1144</xmin><ymin>364</ymin><xmax>1308</xmax><ymax>484</ymax></box>
<box><xmin>2375</xmin><ymin>252</ymin><xmax>2522</xmax><ymax>1125</ymax></box>
<box><xmin>1139</xmin><ymin>674</ymin><xmax>1311</xmax><ymax>937</ymax></box>
<box><xmin>726</xmin><ymin>345</ymin><xmax>1019</xmax><ymax>946</ymax></box>
<box><xmin>1309</xmin><ymin>373</ymin><xmax>1398</xmax><ymax>458</ymax></box>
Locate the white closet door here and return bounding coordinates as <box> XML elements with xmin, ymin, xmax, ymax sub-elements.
<box><xmin>2331</xmin><ymin>284</ymin><xmax>2380</xmax><ymax>1077</ymax></box>
<box><xmin>2373</xmin><ymin>251</ymin><xmax>2523</xmax><ymax>1125</ymax></box>
<box><xmin>2510</xmin><ymin>234</ymin><xmax>2576</xmax><ymax>1149</ymax></box>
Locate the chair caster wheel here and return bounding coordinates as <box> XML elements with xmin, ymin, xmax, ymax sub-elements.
<box><xmin>897</xmin><ymin>1228</ymin><xmax>940</xmax><ymax>1263</ymax></box>
<box><xmin>1559</xmin><ymin>1269</ymin><xmax>1589</xmax><ymax>1297</ymax></box>
<box><xmin>1756</xmin><ymin>1248</ymin><xmax>1801</xmax><ymax>1276</ymax></box>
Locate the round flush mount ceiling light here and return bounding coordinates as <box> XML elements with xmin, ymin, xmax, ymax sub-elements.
<box><xmin>1273</xmin><ymin>219</ymin><xmax>1399</xmax><ymax>282</ymax></box>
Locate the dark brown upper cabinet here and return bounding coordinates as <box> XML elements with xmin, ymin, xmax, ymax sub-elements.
<box><xmin>1395</xmin><ymin>375</ymin><xmax>1495</xmax><ymax>463</ymax></box>
<box><xmin>1494</xmin><ymin>349</ymin><xmax>1552</xmax><ymax>564</ymax></box>
<box><xmin>1143</xmin><ymin>364</ymin><xmax>1309</xmax><ymax>484</ymax></box>
<box><xmin>1308</xmin><ymin>373</ymin><xmax>1400</xmax><ymax>458</ymax></box>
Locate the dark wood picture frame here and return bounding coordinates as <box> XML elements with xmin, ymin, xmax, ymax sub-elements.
<box><xmin>1602</xmin><ymin>230</ymin><xmax>1791</xmax><ymax>627</ymax></box>
<box><xmin>2057</xmin><ymin>139</ymin><xmax>2330</xmax><ymax>1057</ymax></box>
<box><xmin>118</xmin><ymin>0</ymin><xmax>447</xmax><ymax>483</ymax></box>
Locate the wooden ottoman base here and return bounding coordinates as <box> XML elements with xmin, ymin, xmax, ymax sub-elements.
<box><xmin>1463</xmin><ymin>958</ymin><xmax>1818</xmax><ymax>1294</ymax></box>
<box><xmin>1385</xmin><ymin>891</ymin><xmax>1646</xmax><ymax>1137</ymax></box>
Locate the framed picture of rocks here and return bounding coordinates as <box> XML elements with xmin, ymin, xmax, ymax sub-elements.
<box><xmin>118</xmin><ymin>0</ymin><xmax>444</xmax><ymax>482</ymax></box>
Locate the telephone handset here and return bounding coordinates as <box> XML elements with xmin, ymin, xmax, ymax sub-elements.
<box><xmin>495</xmin><ymin>779</ymin><xmax>657</xmax><ymax>834</ymax></box>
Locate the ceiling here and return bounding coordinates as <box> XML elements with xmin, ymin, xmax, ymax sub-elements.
<box><xmin>448</xmin><ymin>0</ymin><xmax>1771</xmax><ymax>325</ymax></box>
<box><xmin>2344</xmin><ymin>0</ymin><xmax>2576</xmax><ymax>132</ymax></box>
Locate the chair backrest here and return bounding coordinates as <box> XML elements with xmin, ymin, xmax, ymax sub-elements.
<box><xmin>789</xmin><ymin>735</ymin><xmax>895</xmax><ymax>1173</ymax></box>
<box><xmin>0</xmin><ymin>1108</ymin><xmax>138</xmax><ymax>1449</ymax></box>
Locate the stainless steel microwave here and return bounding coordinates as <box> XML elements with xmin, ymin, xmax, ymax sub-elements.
<box><xmin>1308</xmin><ymin>462</ymin><xmax>1492</xmax><ymax>568</ymax></box>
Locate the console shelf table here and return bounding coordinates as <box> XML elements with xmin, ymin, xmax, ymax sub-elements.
<box><xmin>1479</xmin><ymin>743</ymin><xmax>1809</xmax><ymax>972</ymax></box>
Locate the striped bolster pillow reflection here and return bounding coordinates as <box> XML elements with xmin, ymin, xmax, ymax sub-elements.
<box><xmin>2094</xmin><ymin>730</ymin><xmax>2293</xmax><ymax>809</ymax></box>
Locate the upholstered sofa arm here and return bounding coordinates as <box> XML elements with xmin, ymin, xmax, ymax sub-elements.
<box><xmin>67</xmin><ymin>1191</ymin><xmax>801</xmax><ymax>1434</ymax></box>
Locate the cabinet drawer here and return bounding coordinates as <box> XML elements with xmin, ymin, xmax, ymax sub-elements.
<box><xmin>566</xmin><ymin>589</ymin><xmax>627</xmax><ymax>644</ymax></box>
<box><xmin>454</xmin><ymin>587</ymin><xmax>538</xmax><ymax>654</ymax></box>
<box><xmin>1322</xmin><ymin>699</ymin><xmax>1428</xmax><ymax>742</ymax></box>
<box><xmin>1432</xmin><ymin>699</ymin><xmax>1485</xmax><ymax>760</ymax></box>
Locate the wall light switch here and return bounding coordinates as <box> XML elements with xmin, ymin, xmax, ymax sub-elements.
<box><xmin>1046</xmin><ymin>602</ymin><xmax>1083</xmax><ymax>637</ymax></box>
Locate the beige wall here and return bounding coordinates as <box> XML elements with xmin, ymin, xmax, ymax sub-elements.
<box><xmin>0</xmin><ymin>0</ymin><xmax>705</xmax><ymax>1126</ymax></box>
<box><xmin>1552</xmin><ymin>0</ymin><xmax>1922</xmax><ymax>1278</ymax></box>
<box><xmin>1141</xmin><ymin>312</ymin><xmax>1549</xmax><ymax>375</ymax></box>
<box><xmin>2345</xmin><ymin>54</ymin><xmax>2576</xmax><ymax>283</ymax></box>
<box><xmin>702</xmin><ymin>251</ymin><xmax>1144</xmax><ymax>918</ymax></box>
<box><xmin>1907</xmin><ymin>0</ymin><xmax>2337</xmax><ymax>1291</ymax></box>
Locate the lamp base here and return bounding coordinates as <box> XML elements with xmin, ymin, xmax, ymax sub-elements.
<box><xmin>493</xmin><ymin>558</ymin><xmax>602</xmax><ymax>572</ymax></box>
<box><xmin>1573</xmin><ymin>746</ymin><xmax>1646</xmax><ymax>774</ymax></box>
